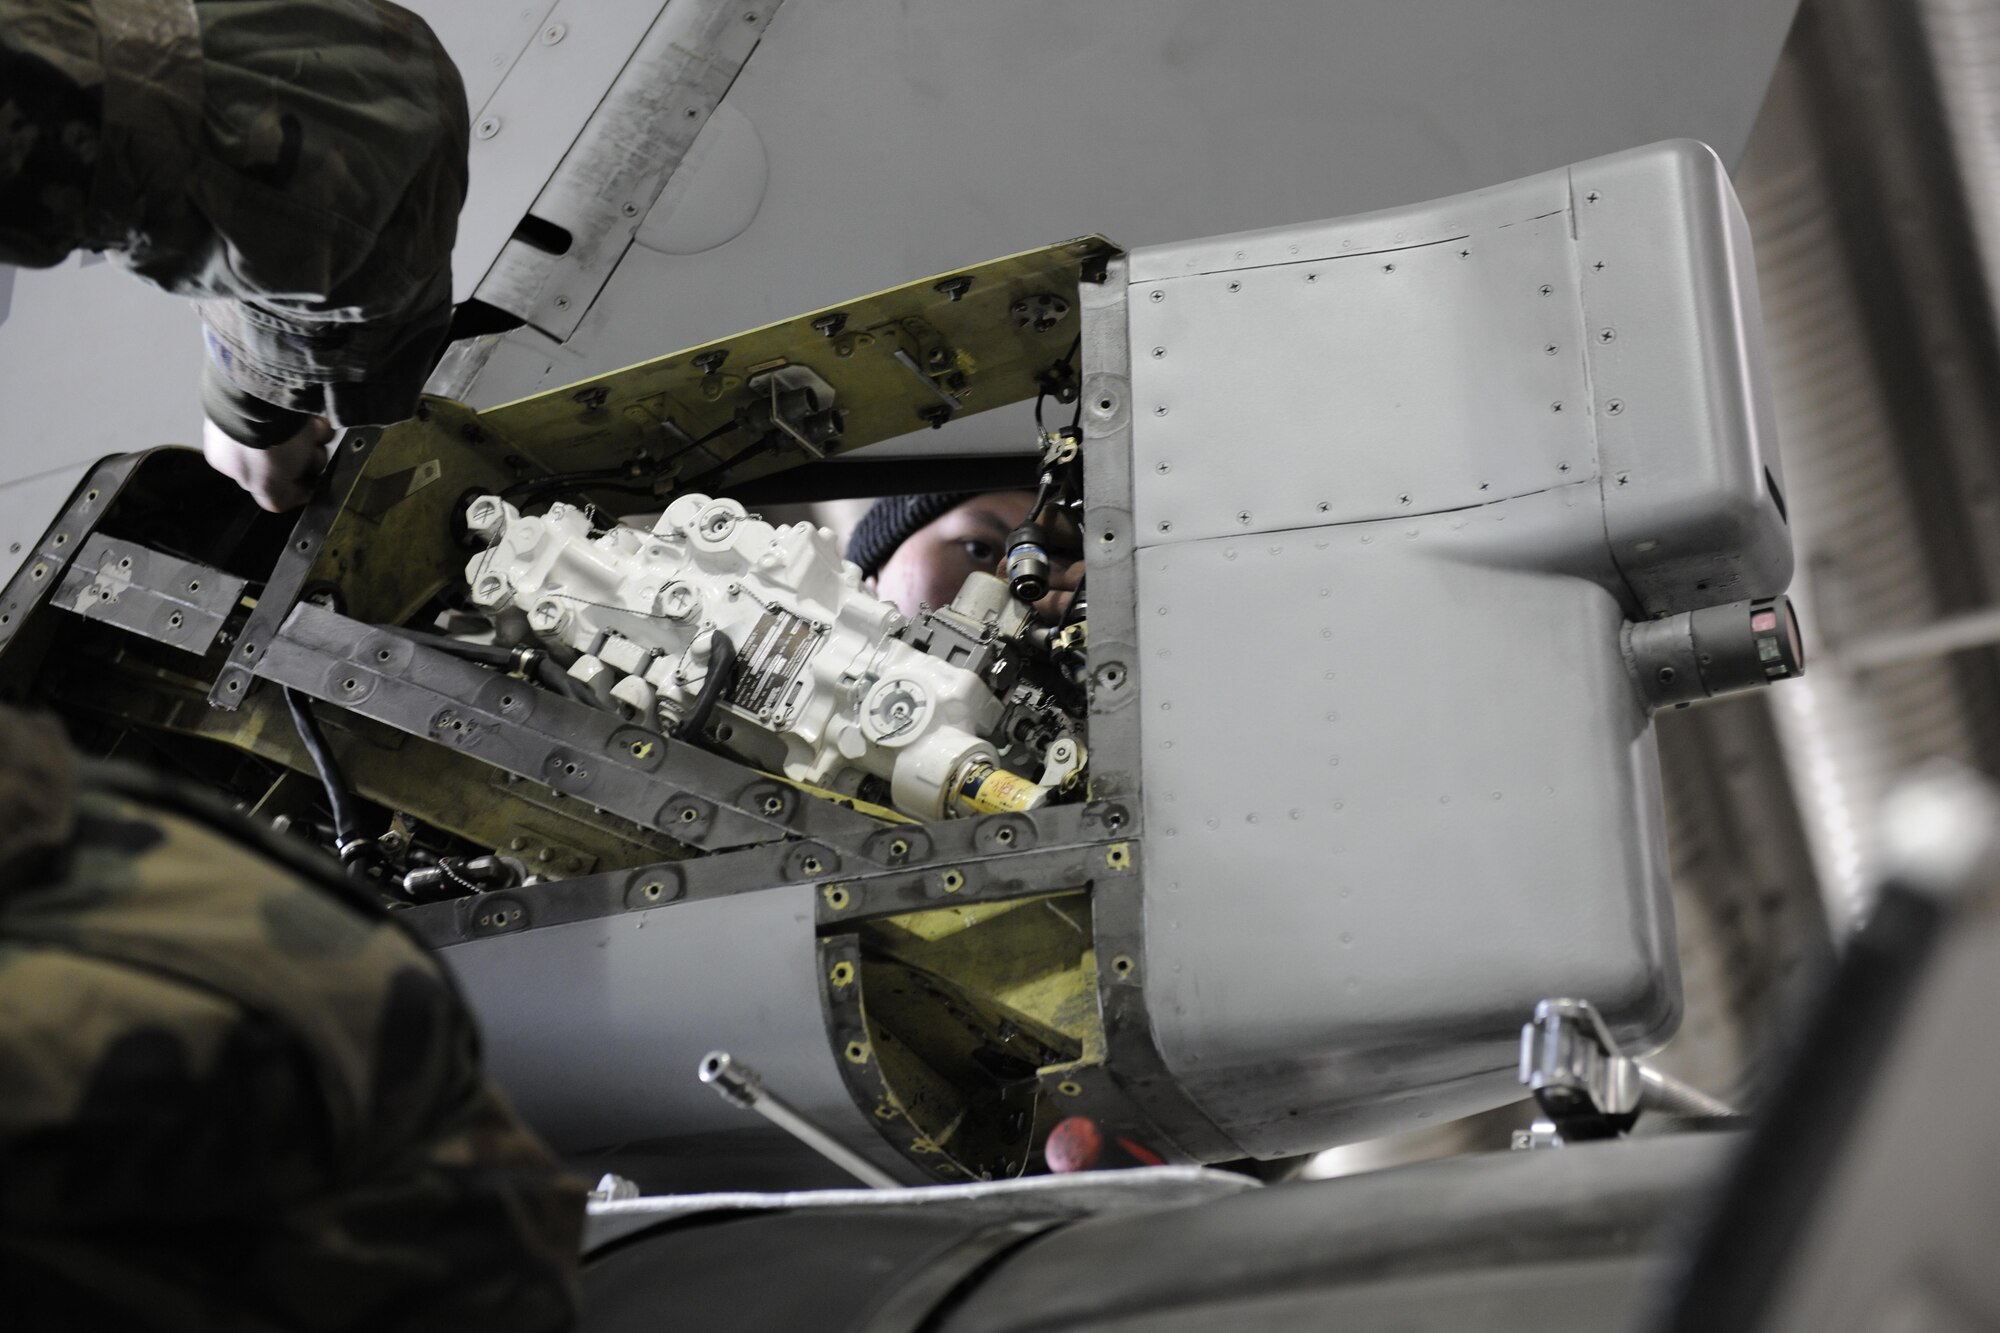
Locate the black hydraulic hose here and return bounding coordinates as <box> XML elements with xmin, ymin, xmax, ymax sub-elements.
<box><xmin>382</xmin><ymin>624</ymin><xmax>517</xmax><ymax>667</ymax></box>
<box><xmin>374</xmin><ymin>624</ymin><xmax>594</xmax><ymax>707</ymax></box>
<box><xmin>671</xmin><ymin>630</ymin><xmax>738</xmax><ymax>743</ymax></box>
<box><xmin>533</xmin><ymin>654</ymin><xmax>591</xmax><ymax>704</ymax></box>
<box><xmin>284</xmin><ymin>687</ymin><xmax>375</xmax><ymax>877</ymax></box>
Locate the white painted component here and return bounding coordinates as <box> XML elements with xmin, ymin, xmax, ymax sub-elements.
<box><xmin>464</xmin><ymin>493</ymin><xmax>1035</xmax><ymax>819</ymax></box>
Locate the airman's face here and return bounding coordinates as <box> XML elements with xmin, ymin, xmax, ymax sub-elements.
<box><xmin>873</xmin><ymin>491</ymin><xmax>1082</xmax><ymax>622</ymax></box>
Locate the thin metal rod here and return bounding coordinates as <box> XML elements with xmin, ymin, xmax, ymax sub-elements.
<box><xmin>1637</xmin><ymin>1065</ymin><xmax>1740</xmax><ymax>1120</ymax></box>
<box><xmin>699</xmin><ymin>1050</ymin><xmax>901</xmax><ymax>1190</ymax></box>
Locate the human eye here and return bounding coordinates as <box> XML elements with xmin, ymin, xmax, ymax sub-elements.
<box><xmin>959</xmin><ymin>538</ymin><xmax>999</xmax><ymax>563</ymax></box>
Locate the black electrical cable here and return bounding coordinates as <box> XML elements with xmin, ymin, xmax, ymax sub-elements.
<box><xmin>1056</xmin><ymin>573</ymin><xmax>1087</xmax><ymax>634</ymax></box>
<box><xmin>502</xmin><ymin>420</ymin><xmax>745</xmax><ymax>506</ymax></box>
<box><xmin>284</xmin><ymin>687</ymin><xmax>377</xmax><ymax>877</ymax></box>
<box><xmin>670</xmin><ymin>630</ymin><xmax>738</xmax><ymax>743</ymax></box>
<box><xmin>677</xmin><ymin>431</ymin><xmax>776</xmax><ymax>493</ymax></box>
<box><xmin>500</xmin><ymin>470</ymin><xmax>658</xmax><ymax>506</ymax></box>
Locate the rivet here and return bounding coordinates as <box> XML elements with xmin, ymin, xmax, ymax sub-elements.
<box><xmin>1150</xmin><ymin>290</ymin><xmax>1165</xmax><ymax>302</ymax></box>
<box><xmin>1607</xmin><ymin>399</ymin><xmax>1625</xmax><ymax>415</ymax></box>
<box><xmin>540</xmin><ymin>22</ymin><xmax>566</xmax><ymax>44</ymax></box>
<box><xmin>1538</xmin><ymin>284</ymin><xmax>1553</xmax><ymax>296</ymax></box>
<box><xmin>1598</xmin><ymin>327</ymin><xmax>1616</xmax><ymax>343</ymax></box>
<box><xmin>554</xmin><ymin>295</ymin><xmax>572</xmax><ymax>311</ymax></box>
<box><xmin>475</xmin><ymin>116</ymin><xmax>501</xmax><ymax>140</ymax></box>
<box><xmin>1151</xmin><ymin>346</ymin><xmax>1166</xmax><ymax>358</ymax></box>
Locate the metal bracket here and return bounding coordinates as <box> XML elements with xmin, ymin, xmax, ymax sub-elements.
<box><xmin>52</xmin><ymin>535</ymin><xmax>246</xmax><ymax>657</ymax></box>
<box><xmin>1517</xmin><ymin>996</ymin><xmax>1740</xmax><ymax>1146</ymax></box>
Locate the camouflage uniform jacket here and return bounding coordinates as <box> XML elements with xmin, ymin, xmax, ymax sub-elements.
<box><xmin>0</xmin><ymin>709</ymin><xmax>584</xmax><ymax>1331</ymax></box>
<box><xmin>0</xmin><ymin>0</ymin><xmax>469</xmax><ymax>443</ymax></box>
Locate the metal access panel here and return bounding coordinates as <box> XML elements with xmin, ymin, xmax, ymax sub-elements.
<box><xmin>1108</xmin><ymin>141</ymin><xmax>1789</xmax><ymax>1154</ymax></box>
<box><xmin>436</xmin><ymin>885</ymin><xmax>923</xmax><ymax>1185</ymax></box>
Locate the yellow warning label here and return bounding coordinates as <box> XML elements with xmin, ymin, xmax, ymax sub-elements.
<box><xmin>956</xmin><ymin>762</ymin><xmax>1043</xmax><ymax>814</ymax></box>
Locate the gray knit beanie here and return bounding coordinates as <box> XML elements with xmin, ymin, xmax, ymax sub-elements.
<box><xmin>845</xmin><ymin>492</ymin><xmax>977</xmax><ymax>578</ymax></box>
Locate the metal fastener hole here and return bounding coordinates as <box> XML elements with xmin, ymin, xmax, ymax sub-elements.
<box><xmin>941</xmin><ymin>869</ymin><xmax>965</xmax><ymax>893</ymax></box>
<box><xmin>678</xmin><ymin>806</ymin><xmax>699</xmax><ymax>823</ymax></box>
<box><xmin>1111</xmin><ymin>954</ymin><xmax>1135</xmax><ymax>977</ymax></box>
<box><xmin>825</xmin><ymin>886</ymin><xmax>851</xmax><ymax>910</ymax></box>
<box><xmin>995</xmin><ymin>827</ymin><xmax>1015</xmax><ymax>845</ymax></box>
<box><xmin>1058</xmin><ymin>1080</ymin><xmax>1082</xmax><ymax>1097</ymax></box>
<box><xmin>802</xmin><ymin>856</ymin><xmax>824</xmax><ymax>875</ymax></box>
<box><xmin>830</xmin><ymin>961</ymin><xmax>855</xmax><ymax>986</ymax></box>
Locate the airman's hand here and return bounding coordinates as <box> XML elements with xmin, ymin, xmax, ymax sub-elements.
<box><xmin>201</xmin><ymin>415</ymin><xmax>334</xmax><ymax>513</ymax></box>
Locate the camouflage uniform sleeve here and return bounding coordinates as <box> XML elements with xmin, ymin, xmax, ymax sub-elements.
<box><xmin>0</xmin><ymin>709</ymin><xmax>585</xmax><ymax>1333</ymax></box>
<box><xmin>0</xmin><ymin>0</ymin><xmax>469</xmax><ymax>441</ymax></box>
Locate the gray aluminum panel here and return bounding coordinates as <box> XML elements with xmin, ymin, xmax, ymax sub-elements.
<box><xmin>438</xmin><ymin>883</ymin><xmax>922</xmax><ymax>1183</ymax></box>
<box><xmin>458</xmin><ymin>0</ymin><xmax>1801</xmax><ymax>412</ymax></box>
<box><xmin>52</xmin><ymin>534</ymin><xmax>245</xmax><ymax>656</ymax></box>
<box><xmin>1130</xmin><ymin>199</ymin><xmax>1593</xmax><ymax>540</ymax></box>
<box><xmin>1135</xmin><ymin>485</ymin><xmax>1678</xmax><ymax>1155</ymax></box>
<box><xmin>1574</xmin><ymin>143</ymin><xmax>1795</xmax><ymax>615</ymax></box>
<box><xmin>418</xmin><ymin>0</ymin><xmax>670</xmax><ymax>305</ymax></box>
